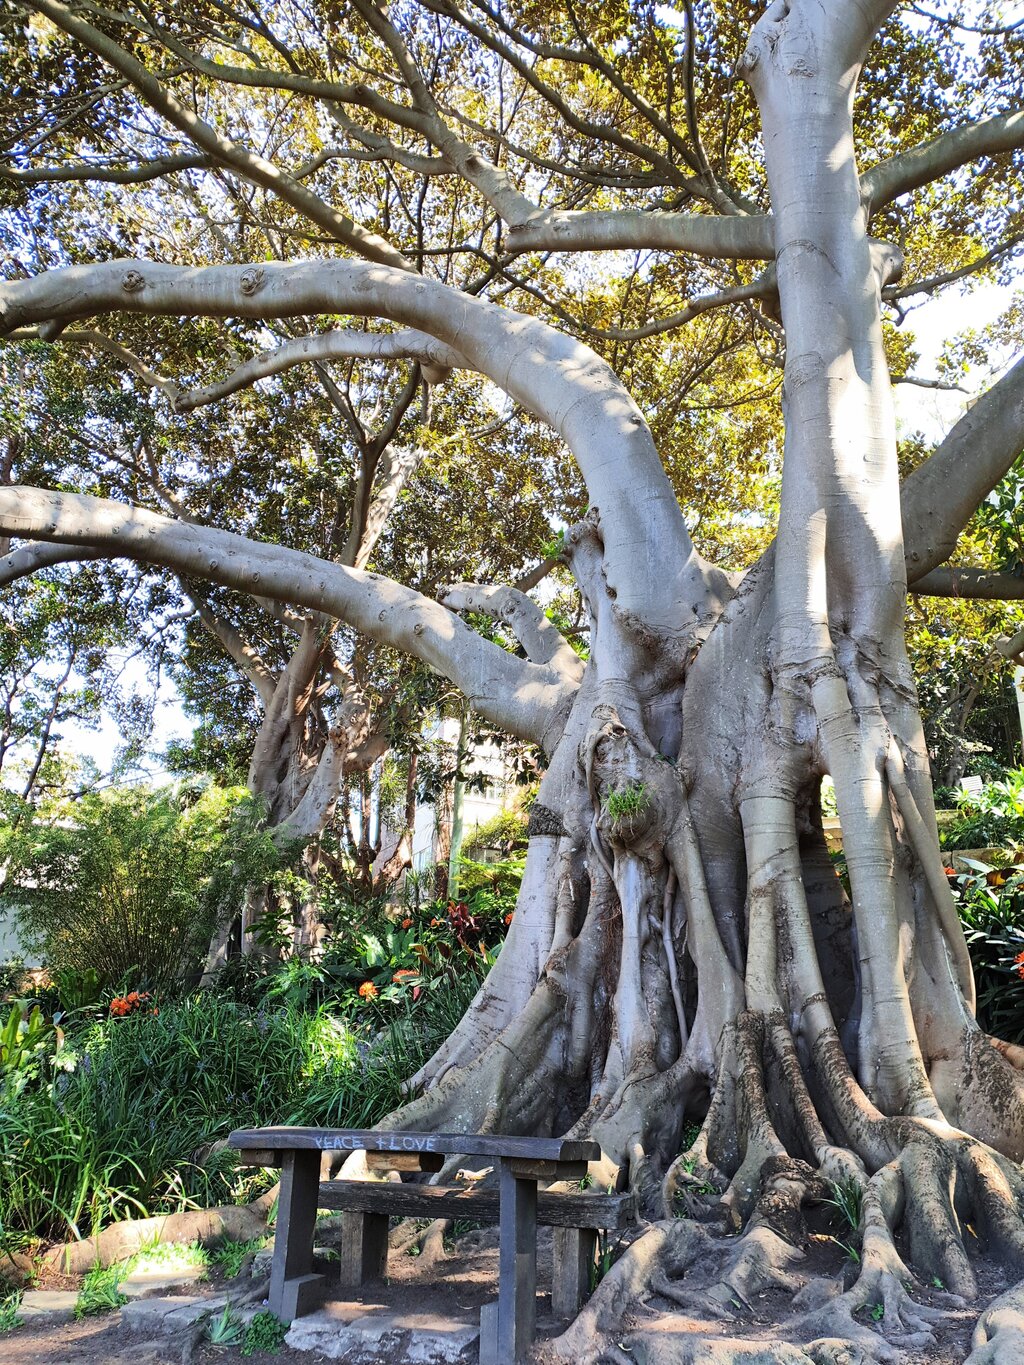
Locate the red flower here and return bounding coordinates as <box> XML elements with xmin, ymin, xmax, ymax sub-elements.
<box><xmin>401</xmin><ymin>917</ymin><xmax>413</xmax><ymax>930</ymax></box>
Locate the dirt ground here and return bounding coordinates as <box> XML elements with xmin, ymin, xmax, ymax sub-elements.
<box><xmin>0</xmin><ymin>1221</ymin><xmax>1007</xmax><ymax>1364</ymax></box>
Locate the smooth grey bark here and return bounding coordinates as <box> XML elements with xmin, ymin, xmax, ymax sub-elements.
<box><xmin>0</xmin><ymin>486</ymin><xmax>575</xmax><ymax>752</ymax></box>
<box><xmin>912</xmin><ymin>568</ymin><xmax>1024</xmax><ymax>599</ymax></box>
<box><xmin>0</xmin><ymin>256</ymin><xmax>731</xmax><ymax>638</ymax></box>
<box><xmin>903</xmin><ymin>353</ymin><xmax>1024</xmax><ymax>582</ymax></box>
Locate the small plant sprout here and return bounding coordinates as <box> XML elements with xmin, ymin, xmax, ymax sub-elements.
<box><xmin>0</xmin><ymin>1291</ymin><xmax>22</xmax><ymax>1333</ymax></box>
<box><xmin>241</xmin><ymin>1309</ymin><xmax>288</xmax><ymax>1356</ymax></box>
<box><xmin>603</xmin><ymin>782</ymin><xmax>650</xmax><ymax>822</ymax></box>
<box><xmin>75</xmin><ymin>1263</ymin><xmax>129</xmax><ymax>1317</ymax></box>
<box><xmin>206</xmin><ymin>1302</ymin><xmax>244</xmax><ymax>1347</ymax></box>
<box><xmin>823</xmin><ymin>1175</ymin><xmax>863</xmax><ymax>1233</ymax></box>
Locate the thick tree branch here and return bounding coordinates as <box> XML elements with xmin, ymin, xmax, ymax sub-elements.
<box><xmin>910</xmin><ymin>568</ymin><xmax>1024</xmax><ymax>600</ymax></box>
<box><xmin>173</xmin><ymin>328</ymin><xmax>464</xmax><ymax>413</ymax></box>
<box><xmin>188</xmin><ymin>590</ymin><xmax>278</xmax><ymax>708</ymax></box>
<box><xmin>506</xmin><ymin>209</ymin><xmax>774</xmax><ymax>260</ymax></box>
<box><xmin>354</xmin><ymin>443</ymin><xmax>424</xmax><ymax>571</ymax></box>
<box><xmin>903</xmin><ymin>355</ymin><xmax>1024</xmax><ymax>583</ymax></box>
<box><xmin>864</xmin><ymin>108</ymin><xmax>1024</xmax><ymax>214</ymax></box>
<box><xmin>0</xmin><ymin>256</ymin><xmax>726</xmax><ymax>632</ymax></box>
<box><xmin>440</xmin><ymin>583</ymin><xmax>585</xmax><ymax>683</ymax></box>
<box><xmin>20</xmin><ymin>0</ymin><xmax>411</xmax><ymax>272</ymax></box>
<box><xmin>349</xmin><ymin>0</ymin><xmax>540</xmax><ymax>226</ymax></box>
<box><xmin>0</xmin><ymin>154</ymin><xmax>212</xmax><ymax>184</ymax></box>
<box><xmin>0</xmin><ymin>540</ymin><xmax>105</xmax><ymax>588</ymax></box>
<box><xmin>0</xmin><ymin>487</ymin><xmax>574</xmax><ymax>749</ymax></box>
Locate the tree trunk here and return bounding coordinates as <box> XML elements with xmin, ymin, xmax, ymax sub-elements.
<box><xmin>373</xmin><ymin>5</ymin><xmax>1024</xmax><ymax>1354</ymax></box>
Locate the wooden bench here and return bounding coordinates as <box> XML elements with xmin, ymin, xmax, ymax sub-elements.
<box><xmin>229</xmin><ymin>1127</ymin><xmax>634</xmax><ymax>1363</ymax></box>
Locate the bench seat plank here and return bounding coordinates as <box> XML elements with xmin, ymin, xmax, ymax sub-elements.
<box><xmin>229</xmin><ymin>1127</ymin><xmax>599</xmax><ymax>1164</ymax></box>
<box><xmin>315</xmin><ymin>1179</ymin><xmax>636</xmax><ymax>1230</ymax></box>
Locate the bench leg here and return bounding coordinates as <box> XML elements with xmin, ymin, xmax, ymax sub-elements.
<box><xmin>552</xmin><ymin>1227</ymin><xmax>597</xmax><ymax>1320</ymax></box>
<box><xmin>338</xmin><ymin>1210</ymin><xmax>389</xmax><ymax>1289</ymax></box>
<box><xmin>496</xmin><ymin>1160</ymin><xmax>537</xmax><ymax>1363</ymax></box>
<box><xmin>268</xmin><ymin>1151</ymin><xmax>324</xmax><ymax>1323</ymax></box>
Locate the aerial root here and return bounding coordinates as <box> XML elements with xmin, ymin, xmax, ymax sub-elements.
<box><xmin>38</xmin><ymin>1187</ymin><xmax>277</xmax><ymax>1274</ymax></box>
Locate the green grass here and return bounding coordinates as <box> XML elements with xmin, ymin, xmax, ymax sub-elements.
<box><xmin>73</xmin><ymin>1240</ymin><xmax>210</xmax><ymax>1318</ymax></box>
<box><xmin>76</xmin><ymin>1263</ymin><xmax>128</xmax><ymax>1317</ymax></box>
<box><xmin>0</xmin><ymin>1290</ymin><xmax>21</xmax><ymax>1332</ymax></box>
<box><xmin>602</xmin><ymin>782</ymin><xmax>649</xmax><ymax>821</ymax></box>
<box><xmin>823</xmin><ymin>1175</ymin><xmax>863</xmax><ymax>1233</ymax></box>
<box><xmin>210</xmin><ymin>1236</ymin><xmax>268</xmax><ymax>1279</ymax></box>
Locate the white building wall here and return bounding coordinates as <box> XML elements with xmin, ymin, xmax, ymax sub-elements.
<box><xmin>410</xmin><ymin>717</ymin><xmax>515</xmax><ymax>873</ymax></box>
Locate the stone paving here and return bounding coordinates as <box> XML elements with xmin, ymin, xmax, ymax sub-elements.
<box><xmin>285</xmin><ymin>1299</ymin><xmax>480</xmax><ymax>1363</ymax></box>
<box><xmin>120</xmin><ymin>1287</ymin><xmax>481</xmax><ymax>1362</ymax></box>
<box><xmin>17</xmin><ymin>1290</ymin><xmax>79</xmax><ymax>1326</ymax></box>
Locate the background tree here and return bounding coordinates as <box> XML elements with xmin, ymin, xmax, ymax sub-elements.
<box><xmin>6</xmin><ymin>0</ymin><xmax>1024</xmax><ymax>1356</ymax></box>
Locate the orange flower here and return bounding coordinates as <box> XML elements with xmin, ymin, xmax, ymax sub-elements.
<box><xmin>943</xmin><ymin>867</ymin><xmax>956</xmax><ymax>877</ymax></box>
<box><xmin>430</xmin><ymin>917</ymin><xmax>441</xmax><ymax>928</ymax></box>
<box><xmin>504</xmin><ymin>912</ymin><xmax>513</xmax><ymax>925</ymax></box>
<box><xmin>393</xmin><ymin>969</ymin><xmax>419</xmax><ymax>983</ymax></box>
<box><xmin>401</xmin><ymin>917</ymin><xmax>413</xmax><ymax>930</ymax></box>
<box><xmin>1014</xmin><ymin>950</ymin><xmax>1024</xmax><ymax>964</ymax></box>
<box><xmin>358</xmin><ymin>981</ymin><xmax>378</xmax><ymax>1000</ymax></box>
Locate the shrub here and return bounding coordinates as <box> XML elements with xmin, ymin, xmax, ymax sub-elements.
<box><xmin>462</xmin><ymin>807</ymin><xmax>528</xmax><ymax>856</ymax></box>
<box><xmin>0</xmin><ymin>996</ymin><xmax>355</xmax><ymax>1248</ymax></box>
<box><xmin>0</xmin><ymin>979</ymin><xmax>476</xmax><ymax>1249</ymax></box>
<box><xmin>955</xmin><ymin>862</ymin><xmax>1024</xmax><ymax>1043</ymax></box>
<box><xmin>2</xmin><ymin>782</ymin><xmax>283</xmax><ymax>992</ymax></box>
<box><xmin>0</xmin><ymin>957</ymin><xmax>25</xmax><ymax>999</ymax></box>
<box><xmin>940</xmin><ymin>769</ymin><xmax>1024</xmax><ymax>854</ymax></box>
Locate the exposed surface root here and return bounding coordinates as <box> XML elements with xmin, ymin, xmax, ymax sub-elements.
<box><xmin>546</xmin><ymin>1220</ymin><xmax>714</xmax><ymax>1360</ymax></box>
<box><xmin>585</xmin><ymin>1333</ymin><xmax>880</xmax><ymax>1365</ymax></box>
<box><xmin>38</xmin><ymin>1187</ymin><xmax>277</xmax><ymax>1274</ymax></box>
<box><xmin>965</xmin><ymin>1279</ymin><xmax>1024</xmax><ymax>1363</ymax></box>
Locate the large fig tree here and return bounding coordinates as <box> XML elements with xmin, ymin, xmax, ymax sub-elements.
<box><xmin>5</xmin><ymin>0</ymin><xmax>1024</xmax><ymax>1357</ymax></box>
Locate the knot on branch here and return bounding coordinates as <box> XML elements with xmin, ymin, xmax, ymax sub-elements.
<box><xmin>121</xmin><ymin>269</ymin><xmax>145</xmax><ymax>294</ymax></box>
<box><xmin>239</xmin><ymin>267</ymin><xmax>266</xmax><ymax>296</ymax></box>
